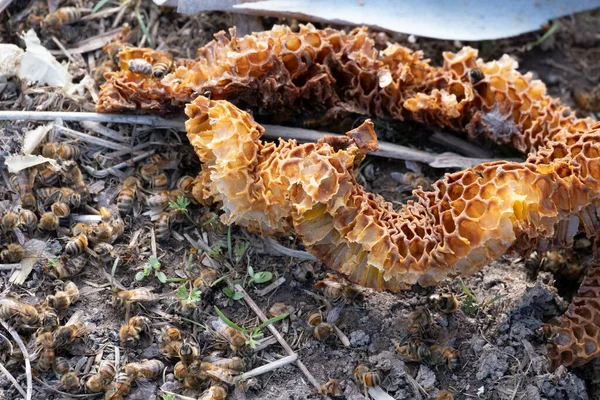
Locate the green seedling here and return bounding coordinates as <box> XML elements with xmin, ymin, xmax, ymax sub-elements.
<box><xmin>92</xmin><ymin>0</ymin><xmax>111</xmax><ymax>13</ymax></box>
<box><xmin>207</xmin><ymin>242</ymin><xmax>223</xmax><ymax>258</ymax></box>
<box><xmin>247</xmin><ymin>265</ymin><xmax>272</xmax><ymax>285</ymax></box>
<box><xmin>176</xmin><ymin>284</ymin><xmax>202</xmax><ymax>304</ymax></box>
<box><xmin>214</xmin><ymin>306</ymin><xmax>288</xmax><ymax>349</ymax></box>
<box><xmin>169</xmin><ymin>196</ymin><xmax>190</xmax><ymax>213</ymax></box>
<box><xmin>223</xmin><ymin>284</ymin><xmax>244</xmax><ymax>301</ymax></box>
<box><xmin>136</xmin><ymin>255</ymin><xmax>167</xmax><ymax>283</ymax></box>
<box><xmin>161</xmin><ymin>394</ymin><xmax>175</xmax><ymax>400</ymax></box>
<box><xmin>134</xmin><ymin>6</ymin><xmax>152</xmax><ymax>46</ymax></box>
<box><xmin>233</xmin><ymin>241</ymin><xmax>249</xmax><ymax>263</ymax></box>
<box><xmin>458</xmin><ymin>279</ymin><xmax>507</xmax><ymax>314</ymax></box>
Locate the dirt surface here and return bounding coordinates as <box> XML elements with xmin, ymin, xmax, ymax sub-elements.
<box><xmin>1</xmin><ymin>2</ymin><xmax>600</xmax><ymax>400</ymax></box>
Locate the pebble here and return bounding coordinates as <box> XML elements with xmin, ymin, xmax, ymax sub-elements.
<box><xmin>349</xmin><ymin>330</ymin><xmax>370</xmax><ymax>347</ymax></box>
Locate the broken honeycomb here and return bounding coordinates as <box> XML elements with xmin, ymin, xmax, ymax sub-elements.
<box><xmin>97</xmin><ymin>25</ymin><xmax>593</xmax><ymax>153</ymax></box>
<box><xmin>97</xmin><ymin>26</ymin><xmax>600</xmax><ymax>369</ymax></box>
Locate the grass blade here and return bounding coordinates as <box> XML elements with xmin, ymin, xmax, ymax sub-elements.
<box><xmin>135</xmin><ymin>6</ymin><xmax>152</xmax><ymax>46</ymax></box>
<box><xmin>214</xmin><ymin>306</ymin><xmax>247</xmax><ymax>334</ymax></box>
<box><xmin>92</xmin><ymin>0</ymin><xmax>111</xmax><ymax>13</ymax></box>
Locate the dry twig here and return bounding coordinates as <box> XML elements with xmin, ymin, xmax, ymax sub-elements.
<box><xmin>0</xmin><ymin>362</ymin><xmax>27</xmax><ymax>398</ymax></box>
<box><xmin>233</xmin><ymin>354</ymin><xmax>298</xmax><ymax>383</ymax></box>
<box><xmin>0</xmin><ymin>318</ymin><xmax>32</xmax><ymax>400</ymax></box>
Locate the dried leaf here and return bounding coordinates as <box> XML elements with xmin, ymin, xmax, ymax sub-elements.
<box><xmin>4</xmin><ymin>154</ymin><xmax>57</xmax><ymax>173</ymax></box>
<box><xmin>18</xmin><ymin>29</ymin><xmax>72</xmax><ymax>87</ymax></box>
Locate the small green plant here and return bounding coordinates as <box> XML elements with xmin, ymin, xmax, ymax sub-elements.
<box><xmin>223</xmin><ymin>283</ymin><xmax>244</xmax><ymax>301</ymax></box>
<box><xmin>233</xmin><ymin>241</ymin><xmax>249</xmax><ymax>263</ymax></box>
<box><xmin>207</xmin><ymin>242</ymin><xmax>223</xmax><ymax>258</ymax></box>
<box><xmin>246</xmin><ymin>265</ymin><xmax>272</xmax><ymax>285</ymax></box>
<box><xmin>136</xmin><ymin>255</ymin><xmax>167</xmax><ymax>283</ymax></box>
<box><xmin>47</xmin><ymin>257</ymin><xmax>59</xmax><ymax>266</ymax></box>
<box><xmin>176</xmin><ymin>284</ymin><xmax>202</xmax><ymax>304</ymax></box>
<box><xmin>458</xmin><ymin>279</ymin><xmax>507</xmax><ymax>314</ymax></box>
<box><xmin>169</xmin><ymin>196</ymin><xmax>190</xmax><ymax>213</ymax></box>
<box><xmin>214</xmin><ymin>306</ymin><xmax>288</xmax><ymax>349</ymax></box>
<box><xmin>161</xmin><ymin>393</ymin><xmax>175</xmax><ymax>400</ymax></box>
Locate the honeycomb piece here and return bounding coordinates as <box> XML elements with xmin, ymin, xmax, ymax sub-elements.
<box><xmin>187</xmin><ymin>97</ymin><xmax>600</xmax><ymax>294</ymax></box>
<box><xmin>547</xmin><ymin>265</ymin><xmax>600</xmax><ymax>368</ymax></box>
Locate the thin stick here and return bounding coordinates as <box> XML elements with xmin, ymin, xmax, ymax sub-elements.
<box><xmin>264</xmin><ymin>237</ymin><xmax>316</xmax><ymax>261</ymax></box>
<box><xmin>0</xmin><ymin>264</ymin><xmax>21</xmax><ymax>270</ymax></box>
<box><xmin>0</xmin><ymin>362</ymin><xmax>27</xmax><ymax>398</ymax></box>
<box><xmin>33</xmin><ymin>377</ymin><xmax>98</xmax><ymax>398</ymax></box>
<box><xmin>0</xmin><ymin>319</ymin><xmax>32</xmax><ymax>400</ymax></box>
<box><xmin>82</xmin><ymin>150</ymin><xmax>156</xmax><ymax>178</ymax></box>
<box><xmin>0</xmin><ymin>111</ymin><xmax>503</xmax><ymax>167</ymax></box>
<box><xmin>56</xmin><ymin>126</ymin><xmax>131</xmax><ymax>151</ymax></box>
<box><xmin>234</xmin><ymin>284</ymin><xmax>320</xmax><ymax>390</ymax></box>
<box><xmin>233</xmin><ymin>354</ymin><xmax>298</xmax><ymax>383</ymax></box>
<box><xmin>429</xmin><ymin>130</ymin><xmax>493</xmax><ymax>158</ymax></box>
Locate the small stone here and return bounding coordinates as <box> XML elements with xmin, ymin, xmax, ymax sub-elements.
<box><xmin>415</xmin><ymin>364</ymin><xmax>436</xmax><ymax>391</ymax></box>
<box><xmin>349</xmin><ymin>330</ymin><xmax>370</xmax><ymax>347</ymax></box>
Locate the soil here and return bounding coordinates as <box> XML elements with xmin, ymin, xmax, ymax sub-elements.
<box><xmin>0</xmin><ymin>2</ymin><xmax>600</xmax><ymax>400</ymax></box>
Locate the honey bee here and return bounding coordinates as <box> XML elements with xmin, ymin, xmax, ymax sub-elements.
<box><xmin>313</xmin><ymin>323</ymin><xmax>334</xmax><ymax>341</ymax></box>
<box><xmin>53</xmin><ymin>357</ymin><xmax>71</xmax><ymax>375</ymax></box>
<box><xmin>10</xmin><ymin>170</ymin><xmax>36</xmax><ymax>209</ymax></box>
<box><xmin>93</xmin><ymin>243</ymin><xmax>114</xmax><ymax>263</ymax></box>
<box><xmin>61</xmin><ymin>161</ymin><xmax>88</xmax><ymax>200</ymax></box>
<box><xmin>174</xmin><ymin>361</ymin><xmax>190</xmax><ymax>380</ymax></box>
<box><xmin>160</xmin><ymin>326</ymin><xmax>182</xmax><ymax>342</ymax></box>
<box><xmin>152</xmin><ymin>56</ymin><xmax>173</xmax><ymax>78</ymax></box>
<box><xmin>123</xmin><ymin>359</ymin><xmax>164</xmax><ymax>379</ymax></box>
<box><xmin>127</xmin><ymin>59</ymin><xmax>152</xmax><ymax>75</ymax></box>
<box><xmin>54</xmin><ymin>311</ymin><xmax>87</xmax><ymax>347</ymax></box>
<box><xmin>268</xmin><ymin>303</ymin><xmax>290</xmax><ymax>319</ymax></box>
<box><xmin>85</xmin><ymin>360</ymin><xmax>115</xmax><ymax>393</ymax></box>
<box><xmin>35</xmin><ymin>331</ymin><xmax>55</xmax><ymax>371</ymax></box>
<box><xmin>319</xmin><ymin>378</ymin><xmax>343</xmax><ymax>396</ymax></box>
<box><xmin>37</xmin><ymin>165</ymin><xmax>59</xmax><ymax>186</ymax></box>
<box><xmin>51</xmin><ymin>202</ymin><xmax>70</xmax><ymax>218</ymax></box>
<box><xmin>112</xmin><ymin>287</ymin><xmax>160</xmax><ymax>309</ymax></box>
<box><xmin>469</xmin><ymin>68</ymin><xmax>485</xmax><ymax>84</ymax></box>
<box><xmin>93</xmin><ymin>59</ymin><xmax>115</xmax><ymax>83</ymax></box>
<box><xmin>38</xmin><ymin>307</ymin><xmax>60</xmax><ymax>332</ymax></box>
<box><xmin>212</xmin><ymin>319</ymin><xmax>246</xmax><ymax>350</ymax></box>
<box><xmin>196</xmin><ymin>361</ymin><xmax>238</xmax><ymax>385</ymax></box>
<box><xmin>430</xmin><ymin>293</ymin><xmax>459</xmax><ymax>313</ymax></box>
<box><xmin>104</xmin><ymin>372</ymin><xmax>133</xmax><ymax>400</ymax></box>
<box><xmin>41</xmin><ymin>143</ymin><xmax>80</xmax><ymax>160</ymax></box>
<box><xmin>192</xmin><ymin>268</ymin><xmax>218</xmax><ymax>291</ymax></box>
<box><xmin>36</xmin><ymin>187</ymin><xmax>81</xmax><ymax>207</ymax></box>
<box><xmin>179</xmin><ymin>341</ymin><xmax>200</xmax><ymax>365</ymax></box>
<box><xmin>429</xmin><ymin>345</ymin><xmax>459</xmax><ymax>370</ymax></box>
<box><xmin>54</xmin><ymin>357</ymin><xmax>79</xmax><ymax>392</ymax></box>
<box><xmin>176</xmin><ymin>175</ymin><xmax>194</xmax><ymax>194</ymax></box>
<box><xmin>394</xmin><ymin>337</ymin><xmax>430</xmax><ymax>362</ymax></box>
<box><xmin>0</xmin><ymin>298</ymin><xmax>39</xmax><ymax>326</ymax></box>
<box><xmin>434</xmin><ymin>390</ymin><xmax>455</xmax><ymax>400</ymax></box>
<box><xmin>149</xmin><ymin>173</ymin><xmax>169</xmax><ymax>190</ymax></box>
<box><xmin>44</xmin><ymin>254</ymin><xmax>87</xmax><ymax>279</ymax></box>
<box><xmin>19</xmin><ymin>209</ymin><xmax>38</xmax><ymax>233</ymax></box>
<box><xmin>198</xmin><ymin>385</ymin><xmax>228</xmax><ymax>400</ymax></box>
<box><xmin>117</xmin><ymin>177</ymin><xmax>140</xmax><ymax>216</ymax></box>
<box><xmin>155</xmin><ymin>212</ymin><xmax>170</xmax><ymax>242</ymax></box>
<box><xmin>307</xmin><ymin>312</ymin><xmax>323</xmax><ymax>327</ymax></box>
<box><xmin>159</xmin><ymin>336</ymin><xmax>183</xmax><ymax>360</ymax></box>
<box><xmin>315</xmin><ymin>276</ymin><xmax>362</xmax><ymax>305</ymax></box>
<box><xmin>88</xmin><ymin>222</ymin><xmax>112</xmax><ymax>244</ymax></box>
<box><xmin>1</xmin><ymin>243</ymin><xmax>25</xmax><ymax>263</ymax></box>
<box><xmin>42</xmin><ymin>7</ymin><xmax>84</xmax><ymax>31</ymax></box>
<box><xmin>38</xmin><ymin>212</ymin><xmax>59</xmax><ymax>232</ymax></box>
<box><xmin>47</xmin><ymin>281</ymin><xmax>79</xmax><ymax>311</ymax></box>
<box><xmin>353</xmin><ymin>364</ymin><xmax>382</xmax><ymax>387</ymax></box>
<box><xmin>65</xmin><ymin>234</ymin><xmax>88</xmax><ymax>256</ymax></box>
<box><xmin>119</xmin><ymin>315</ymin><xmax>151</xmax><ymax>347</ymax></box>
<box><xmin>1</xmin><ymin>211</ymin><xmax>19</xmax><ymax>232</ymax></box>
<box><xmin>407</xmin><ymin>307</ymin><xmax>432</xmax><ymax>336</ymax></box>
<box><xmin>203</xmin><ymin>356</ymin><xmax>245</xmax><ymax>372</ymax></box>
<box><xmin>145</xmin><ymin>191</ymin><xmax>171</xmax><ymax>209</ymax></box>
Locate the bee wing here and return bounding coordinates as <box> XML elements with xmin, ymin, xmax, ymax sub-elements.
<box><xmin>13</xmin><ymin>228</ymin><xmax>25</xmax><ymax>245</ymax></box>
<box><xmin>64</xmin><ymin>310</ymin><xmax>85</xmax><ymax>326</ymax></box>
<box><xmin>202</xmin><ymin>366</ymin><xmax>236</xmax><ymax>385</ymax></box>
<box><xmin>129</xmin><ymin>287</ymin><xmax>160</xmax><ymax>303</ymax></box>
<box><xmin>326</xmin><ymin>302</ymin><xmax>345</xmax><ymax>324</ymax></box>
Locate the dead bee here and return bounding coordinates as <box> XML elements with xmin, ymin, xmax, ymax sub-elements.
<box><xmin>112</xmin><ymin>287</ymin><xmax>160</xmax><ymax>309</ymax></box>
<box><xmin>394</xmin><ymin>337</ymin><xmax>430</xmax><ymax>362</ymax></box>
<box><xmin>155</xmin><ymin>212</ymin><xmax>170</xmax><ymax>242</ymax></box>
<box><xmin>54</xmin><ymin>357</ymin><xmax>79</xmax><ymax>392</ymax></box>
<box><xmin>127</xmin><ymin>59</ymin><xmax>152</xmax><ymax>75</ymax></box>
<box><xmin>174</xmin><ymin>361</ymin><xmax>191</xmax><ymax>380</ymax></box>
<box><xmin>1</xmin><ymin>243</ymin><xmax>25</xmax><ymax>263</ymax></box>
<box><xmin>36</xmin><ymin>187</ymin><xmax>80</xmax><ymax>208</ymax></box>
<box><xmin>315</xmin><ymin>275</ymin><xmax>362</xmax><ymax>305</ymax></box>
<box><xmin>119</xmin><ymin>315</ymin><xmax>151</xmax><ymax>347</ymax></box>
<box><xmin>195</xmin><ymin>361</ymin><xmax>238</xmax><ymax>385</ymax></box>
<box><xmin>88</xmin><ymin>222</ymin><xmax>112</xmax><ymax>244</ymax></box>
<box><xmin>407</xmin><ymin>307</ymin><xmax>432</xmax><ymax>336</ymax></box>
<box><xmin>429</xmin><ymin>345</ymin><xmax>459</xmax><ymax>370</ymax></box>
<box><xmin>469</xmin><ymin>68</ymin><xmax>485</xmax><ymax>84</ymax></box>
<box><xmin>313</xmin><ymin>322</ymin><xmax>334</xmax><ymax>341</ymax></box>
<box><xmin>212</xmin><ymin>319</ymin><xmax>246</xmax><ymax>350</ymax></box>
<box><xmin>434</xmin><ymin>390</ymin><xmax>455</xmax><ymax>400</ymax></box>
<box><xmin>19</xmin><ymin>209</ymin><xmax>38</xmax><ymax>233</ymax></box>
<box><xmin>54</xmin><ymin>311</ymin><xmax>87</xmax><ymax>347</ymax></box>
<box><xmin>0</xmin><ymin>298</ymin><xmax>39</xmax><ymax>326</ymax></box>
<box><xmin>117</xmin><ymin>176</ymin><xmax>140</xmax><ymax>216</ymax></box>
<box><xmin>44</xmin><ymin>254</ymin><xmax>87</xmax><ymax>279</ymax></box>
<box><xmin>41</xmin><ymin>143</ymin><xmax>80</xmax><ymax>160</ymax></box>
<box><xmin>65</xmin><ymin>234</ymin><xmax>88</xmax><ymax>257</ymax></box>
<box><xmin>192</xmin><ymin>268</ymin><xmax>218</xmax><ymax>291</ymax></box>
<box><xmin>37</xmin><ymin>164</ymin><xmax>59</xmax><ymax>186</ymax></box>
<box><xmin>319</xmin><ymin>378</ymin><xmax>343</xmax><ymax>396</ymax></box>
<box><xmin>158</xmin><ymin>326</ymin><xmax>183</xmax><ymax>360</ymax></box>
<box><xmin>152</xmin><ymin>55</ymin><xmax>173</xmax><ymax>78</ymax></box>
<box><xmin>61</xmin><ymin>161</ymin><xmax>88</xmax><ymax>201</ymax></box>
<box><xmin>353</xmin><ymin>364</ymin><xmax>382</xmax><ymax>387</ymax></box>
<box><xmin>123</xmin><ymin>359</ymin><xmax>164</xmax><ymax>379</ymax></box>
<box><xmin>93</xmin><ymin>242</ymin><xmax>114</xmax><ymax>264</ymax></box>
<box><xmin>429</xmin><ymin>293</ymin><xmax>459</xmax><ymax>313</ymax></box>
<box><xmin>145</xmin><ymin>191</ymin><xmax>171</xmax><ymax>209</ymax></box>
<box><xmin>179</xmin><ymin>341</ymin><xmax>200</xmax><ymax>365</ymax></box>
<box><xmin>198</xmin><ymin>385</ymin><xmax>228</xmax><ymax>400</ymax></box>
<box><xmin>51</xmin><ymin>202</ymin><xmax>70</xmax><ymax>218</ymax></box>
<box><xmin>149</xmin><ymin>173</ymin><xmax>169</xmax><ymax>190</ymax></box>
<box><xmin>203</xmin><ymin>356</ymin><xmax>245</xmax><ymax>372</ymax></box>
<box><xmin>85</xmin><ymin>360</ymin><xmax>115</xmax><ymax>393</ymax></box>
<box><xmin>1</xmin><ymin>211</ymin><xmax>19</xmax><ymax>233</ymax></box>
<box><xmin>34</xmin><ymin>331</ymin><xmax>55</xmax><ymax>371</ymax></box>
<box><xmin>47</xmin><ymin>281</ymin><xmax>79</xmax><ymax>311</ymax></box>
<box><xmin>104</xmin><ymin>372</ymin><xmax>133</xmax><ymax>400</ymax></box>
<box><xmin>268</xmin><ymin>303</ymin><xmax>290</xmax><ymax>319</ymax></box>
<box><xmin>42</xmin><ymin>7</ymin><xmax>84</xmax><ymax>31</ymax></box>
<box><xmin>10</xmin><ymin>170</ymin><xmax>36</xmax><ymax>209</ymax></box>
<box><xmin>177</xmin><ymin>175</ymin><xmax>194</xmax><ymax>194</ymax></box>
<box><xmin>38</xmin><ymin>212</ymin><xmax>59</xmax><ymax>232</ymax></box>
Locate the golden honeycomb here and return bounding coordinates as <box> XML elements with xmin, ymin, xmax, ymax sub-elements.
<box><xmin>97</xmin><ymin>26</ymin><xmax>600</xmax><ymax>369</ymax></box>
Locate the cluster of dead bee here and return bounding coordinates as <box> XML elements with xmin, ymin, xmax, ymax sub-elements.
<box><xmin>158</xmin><ymin>325</ymin><xmax>242</xmax><ymax>399</ymax></box>
<box><xmin>1</xmin><ymin>140</ymin><xmax>125</xmax><ymax>280</ymax></box>
<box><xmin>394</xmin><ymin>293</ymin><xmax>461</xmax><ymax>371</ymax></box>
<box><xmin>115</xmin><ymin>153</ymin><xmax>197</xmax><ymax>241</ymax></box>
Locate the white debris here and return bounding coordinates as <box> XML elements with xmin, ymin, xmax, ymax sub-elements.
<box><xmin>5</xmin><ymin>154</ymin><xmax>57</xmax><ymax>173</ymax></box>
<box><xmin>18</xmin><ymin>29</ymin><xmax>72</xmax><ymax>87</ymax></box>
<box><xmin>0</xmin><ymin>44</ymin><xmax>24</xmax><ymax>78</ymax></box>
<box><xmin>22</xmin><ymin>122</ymin><xmax>53</xmax><ymax>155</ymax></box>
